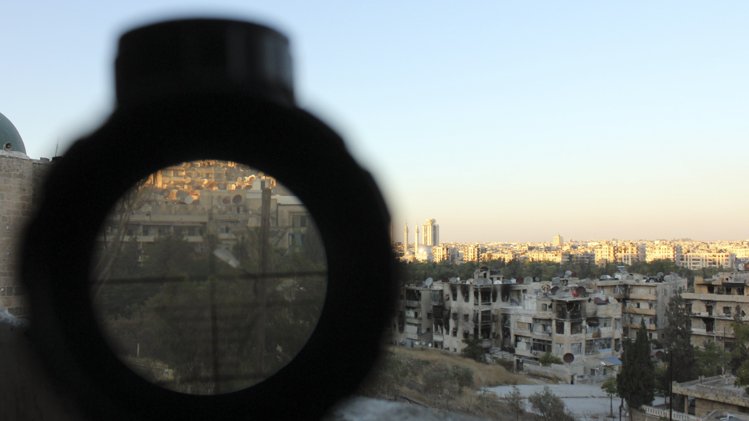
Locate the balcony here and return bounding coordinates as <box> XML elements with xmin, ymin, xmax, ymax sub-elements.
<box><xmin>683</xmin><ymin>292</ymin><xmax>749</xmax><ymax>303</ymax></box>
<box><xmin>625</xmin><ymin>322</ymin><xmax>656</xmax><ymax>331</ymax></box>
<box><xmin>623</xmin><ymin>306</ymin><xmax>656</xmax><ymax>316</ymax></box>
<box><xmin>627</xmin><ymin>292</ymin><xmax>656</xmax><ymax>301</ymax></box>
<box><xmin>531</xmin><ymin>330</ymin><xmax>552</xmax><ymax>338</ymax></box>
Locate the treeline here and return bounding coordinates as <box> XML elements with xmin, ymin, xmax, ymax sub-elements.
<box><xmin>94</xmin><ymin>232</ymin><xmax>327</xmax><ymax>394</ymax></box>
<box><xmin>399</xmin><ymin>258</ymin><xmax>721</xmax><ymax>286</ymax></box>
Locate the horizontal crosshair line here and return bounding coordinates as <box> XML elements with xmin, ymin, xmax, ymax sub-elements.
<box><xmin>98</xmin><ymin>270</ymin><xmax>328</xmax><ymax>285</ymax></box>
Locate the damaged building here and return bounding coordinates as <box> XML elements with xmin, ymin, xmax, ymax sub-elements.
<box><xmin>394</xmin><ymin>268</ymin><xmax>623</xmax><ymax>375</ymax></box>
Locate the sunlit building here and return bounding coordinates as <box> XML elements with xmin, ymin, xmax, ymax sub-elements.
<box><xmin>646</xmin><ymin>242</ymin><xmax>682</xmax><ymax>262</ymax></box>
<box><xmin>682</xmin><ymin>272</ymin><xmax>749</xmax><ymax>348</ymax></box>
<box><xmin>677</xmin><ymin>252</ymin><xmax>735</xmax><ymax>271</ymax></box>
<box><xmin>421</xmin><ymin>218</ymin><xmax>439</xmax><ymax>247</ymax></box>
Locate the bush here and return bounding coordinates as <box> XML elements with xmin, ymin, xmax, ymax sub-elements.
<box><xmin>538</xmin><ymin>352</ymin><xmax>562</xmax><ymax>366</ymax></box>
<box><xmin>529</xmin><ymin>386</ymin><xmax>574</xmax><ymax>421</ymax></box>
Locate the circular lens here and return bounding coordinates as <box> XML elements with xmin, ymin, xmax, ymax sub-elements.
<box><xmin>91</xmin><ymin>160</ymin><xmax>327</xmax><ymax>395</ymax></box>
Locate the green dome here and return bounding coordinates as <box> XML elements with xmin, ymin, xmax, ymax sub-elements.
<box><xmin>0</xmin><ymin>112</ymin><xmax>26</xmax><ymax>154</ymax></box>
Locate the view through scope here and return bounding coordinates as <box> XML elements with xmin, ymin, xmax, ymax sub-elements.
<box><xmin>91</xmin><ymin>160</ymin><xmax>327</xmax><ymax>395</ymax></box>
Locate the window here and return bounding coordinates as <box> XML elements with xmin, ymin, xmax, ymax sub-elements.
<box><xmin>556</xmin><ymin>320</ymin><xmax>564</xmax><ymax>334</ymax></box>
<box><xmin>427</xmin><ymin>313</ymin><xmax>432</xmax><ymax>320</ymax></box>
<box><xmin>723</xmin><ymin>306</ymin><xmax>731</xmax><ymax>316</ymax></box>
<box><xmin>463</xmin><ymin>314</ymin><xmax>469</xmax><ymax>322</ymax></box>
<box><xmin>705</xmin><ymin>319</ymin><xmax>714</xmax><ymax>333</ymax></box>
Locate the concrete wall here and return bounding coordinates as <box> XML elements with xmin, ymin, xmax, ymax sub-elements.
<box><xmin>0</xmin><ymin>155</ymin><xmax>48</xmax><ymax>315</ymax></box>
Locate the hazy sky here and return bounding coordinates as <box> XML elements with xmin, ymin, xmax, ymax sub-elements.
<box><xmin>2</xmin><ymin>2</ymin><xmax>748</xmax><ymax>243</ymax></box>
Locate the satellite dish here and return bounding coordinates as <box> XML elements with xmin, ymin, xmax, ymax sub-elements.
<box><xmin>232</xmin><ymin>194</ymin><xmax>243</xmax><ymax>204</ymax></box>
<box><xmin>184</xmin><ymin>196</ymin><xmax>193</xmax><ymax>204</ymax></box>
<box><xmin>563</xmin><ymin>353</ymin><xmax>574</xmax><ymax>363</ymax></box>
<box><xmin>564</xmin><ymin>270</ymin><xmax>572</xmax><ymax>277</ymax></box>
<box><xmin>424</xmin><ymin>277</ymin><xmax>433</xmax><ymax>287</ymax></box>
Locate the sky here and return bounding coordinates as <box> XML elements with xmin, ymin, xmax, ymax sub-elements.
<box><xmin>2</xmin><ymin>1</ymin><xmax>749</xmax><ymax>243</ymax></box>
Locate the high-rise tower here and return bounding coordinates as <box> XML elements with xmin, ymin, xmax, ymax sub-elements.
<box><xmin>422</xmin><ymin>218</ymin><xmax>439</xmax><ymax>246</ymax></box>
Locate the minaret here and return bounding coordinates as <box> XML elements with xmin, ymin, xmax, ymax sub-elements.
<box><xmin>403</xmin><ymin>224</ymin><xmax>409</xmax><ymax>254</ymax></box>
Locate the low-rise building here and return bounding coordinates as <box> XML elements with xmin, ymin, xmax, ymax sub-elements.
<box><xmin>683</xmin><ymin>272</ymin><xmax>749</xmax><ymax>348</ymax></box>
<box><xmin>678</xmin><ymin>252</ymin><xmax>736</xmax><ymax>271</ymax></box>
<box><xmin>672</xmin><ymin>375</ymin><xmax>749</xmax><ymax>418</ymax></box>
<box><xmin>588</xmin><ymin>272</ymin><xmax>686</xmax><ymax>341</ymax></box>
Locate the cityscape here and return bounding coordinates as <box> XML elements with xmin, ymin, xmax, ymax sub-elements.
<box><xmin>388</xmin><ymin>218</ymin><xmax>749</xmax><ymax>419</ymax></box>
<box><xmin>2</xmin><ymin>112</ymin><xmax>749</xmax><ymax>417</ymax></box>
<box><xmin>4</xmin><ymin>2</ymin><xmax>749</xmax><ymax>418</ymax></box>
<box><xmin>398</xmin><ymin>218</ymin><xmax>749</xmax><ymax>272</ymax></box>
<box><xmin>2</xmin><ymin>122</ymin><xmax>749</xmax><ymax>417</ymax></box>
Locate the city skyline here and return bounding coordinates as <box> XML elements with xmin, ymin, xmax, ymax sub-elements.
<box><xmin>3</xmin><ymin>2</ymin><xmax>749</xmax><ymax>243</ymax></box>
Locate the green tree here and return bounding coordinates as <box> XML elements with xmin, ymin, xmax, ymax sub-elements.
<box><xmin>601</xmin><ymin>377</ymin><xmax>617</xmax><ymax>418</ymax></box>
<box><xmin>461</xmin><ymin>337</ymin><xmax>485</xmax><ymax>362</ymax></box>
<box><xmin>695</xmin><ymin>341</ymin><xmax>728</xmax><ymax>377</ymax></box>
<box><xmin>617</xmin><ymin>321</ymin><xmax>655</xmax><ymax>416</ymax></box>
<box><xmin>660</xmin><ymin>294</ymin><xmax>696</xmax><ymax>382</ymax></box>
<box><xmin>731</xmin><ymin>322</ymin><xmax>749</xmax><ymax>392</ymax></box>
<box><xmin>528</xmin><ymin>386</ymin><xmax>574</xmax><ymax>421</ymax></box>
<box><xmin>504</xmin><ymin>385</ymin><xmax>524</xmax><ymax>421</ymax></box>
<box><xmin>538</xmin><ymin>352</ymin><xmax>562</xmax><ymax>366</ymax></box>
<box><xmin>730</xmin><ymin>321</ymin><xmax>749</xmax><ymax>374</ymax></box>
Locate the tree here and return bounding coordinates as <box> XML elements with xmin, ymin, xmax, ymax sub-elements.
<box><xmin>528</xmin><ymin>386</ymin><xmax>574</xmax><ymax>421</ymax></box>
<box><xmin>601</xmin><ymin>377</ymin><xmax>617</xmax><ymax>418</ymax></box>
<box><xmin>730</xmin><ymin>321</ymin><xmax>749</xmax><ymax>374</ymax></box>
<box><xmin>660</xmin><ymin>293</ymin><xmax>696</xmax><ymax>382</ymax></box>
<box><xmin>504</xmin><ymin>385</ymin><xmax>524</xmax><ymax>421</ymax></box>
<box><xmin>617</xmin><ymin>321</ymin><xmax>655</xmax><ymax>416</ymax></box>
<box><xmin>538</xmin><ymin>352</ymin><xmax>562</xmax><ymax>366</ymax></box>
<box><xmin>731</xmin><ymin>322</ymin><xmax>749</xmax><ymax>392</ymax></box>
<box><xmin>695</xmin><ymin>341</ymin><xmax>728</xmax><ymax>377</ymax></box>
<box><xmin>461</xmin><ymin>337</ymin><xmax>485</xmax><ymax>362</ymax></box>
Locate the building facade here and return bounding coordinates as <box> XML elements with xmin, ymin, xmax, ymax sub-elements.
<box><xmin>0</xmin><ymin>112</ymin><xmax>50</xmax><ymax>317</ymax></box>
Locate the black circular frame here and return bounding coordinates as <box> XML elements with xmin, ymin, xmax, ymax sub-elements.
<box><xmin>21</xmin><ymin>94</ymin><xmax>396</xmax><ymax>420</ymax></box>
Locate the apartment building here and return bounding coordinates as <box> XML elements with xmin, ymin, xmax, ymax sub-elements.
<box><xmin>589</xmin><ymin>273</ymin><xmax>686</xmax><ymax>341</ymax></box>
<box><xmin>682</xmin><ymin>272</ymin><xmax>749</xmax><ymax>348</ymax></box>
<box><xmin>594</xmin><ymin>244</ymin><xmax>617</xmax><ymax>266</ymax></box>
<box><xmin>432</xmin><ymin>245</ymin><xmax>459</xmax><ymax>263</ymax></box>
<box><xmin>526</xmin><ymin>250</ymin><xmax>563</xmax><ymax>263</ymax></box>
<box><xmin>509</xmin><ymin>283</ymin><xmax>622</xmax><ymax>365</ymax></box>
<box><xmin>463</xmin><ymin>244</ymin><xmax>484</xmax><ymax>262</ymax></box>
<box><xmin>393</xmin><ymin>269</ymin><xmax>623</xmax><ymax>374</ymax></box>
<box><xmin>646</xmin><ymin>243</ymin><xmax>682</xmax><ymax>262</ymax></box>
<box><xmin>677</xmin><ymin>252</ymin><xmax>736</xmax><ymax>271</ymax></box>
<box><xmin>616</xmin><ymin>242</ymin><xmax>646</xmax><ymax>266</ymax></box>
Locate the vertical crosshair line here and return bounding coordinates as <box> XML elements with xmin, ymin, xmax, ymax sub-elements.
<box><xmin>210</xmin><ymin>276</ymin><xmax>220</xmax><ymax>394</ymax></box>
